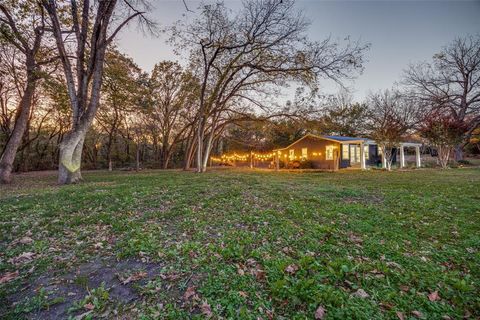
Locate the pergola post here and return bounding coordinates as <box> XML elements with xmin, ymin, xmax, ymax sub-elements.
<box><xmin>250</xmin><ymin>151</ymin><xmax>253</xmax><ymax>169</ymax></box>
<box><xmin>415</xmin><ymin>146</ymin><xmax>421</xmax><ymax>168</ymax></box>
<box><xmin>360</xmin><ymin>142</ymin><xmax>366</xmax><ymax>170</ymax></box>
<box><xmin>400</xmin><ymin>144</ymin><xmax>405</xmax><ymax>168</ymax></box>
<box><xmin>275</xmin><ymin>152</ymin><xmax>280</xmax><ymax>171</ymax></box>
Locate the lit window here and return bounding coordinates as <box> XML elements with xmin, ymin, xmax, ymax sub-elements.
<box><xmin>326</xmin><ymin>145</ymin><xmax>334</xmax><ymax>160</ymax></box>
<box><xmin>301</xmin><ymin>148</ymin><xmax>308</xmax><ymax>160</ymax></box>
<box><xmin>342</xmin><ymin>144</ymin><xmax>349</xmax><ymax>160</ymax></box>
<box><xmin>289</xmin><ymin>149</ymin><xmax>294</xmax><ymax>160</ymax></box>
<box><xmin>364</xmin><ymin>145</ymin><xmax>369</xmax><ymax>159</ymax></box>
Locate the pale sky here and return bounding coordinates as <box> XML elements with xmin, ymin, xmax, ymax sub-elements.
<box><xmin>116</xmin><ymin>0</ymin><xmax>480</xmax><ymax>102</ymax></box>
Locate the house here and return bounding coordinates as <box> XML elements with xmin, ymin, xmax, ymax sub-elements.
<box><xmin>272</xmin><ymin>134</ymin><xmax>422</xmax><ymax>170</ymax></box>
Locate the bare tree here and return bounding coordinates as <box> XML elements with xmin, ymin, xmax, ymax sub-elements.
<box><xmin>170</xmin><ymin>0</ymin><xmax>369</xmax><ymax>172</ymax></box>
<box><xmin>404</xmin><ymin>35</ymin><xmax>480</xmax><ymax>160</ymax></box>
<box><xmin>366</xmin><ymin>89</ymin><xmax>419</xmax><ymax>171</ymax></box>
<box><xmin>148</xmin><ymin>61</ymin><xmax>198</xmax><ymax>169</ymax></box>
<box><xmin>41</xmin><ymin>0</ymin><xmax>153</xmax><ymax>184</ymax></box>
<box><xmin>0</xmin><ymin>1</ymin><xmax>47</xmax><ymax>183</ymax></box>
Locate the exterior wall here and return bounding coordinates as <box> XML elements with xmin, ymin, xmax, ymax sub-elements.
<box><xmin>278</xmin><ymin>137</ymin><xmax>381</xmax><ymax>170</ymax></box>
<box><xmin>278</xmin><ymin>136</ymin><xmax>342</xmax><ymax>170</ymax></box>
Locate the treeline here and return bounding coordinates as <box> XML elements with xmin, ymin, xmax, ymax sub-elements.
<box><xmin>1</xmin><ymin>1</ymin><xmax>479</xmax><ymax>184</ymax></box>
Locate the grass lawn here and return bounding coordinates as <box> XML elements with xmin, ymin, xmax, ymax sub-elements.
<box><xmin>0</xmin><ymin>168</ymin><xmax>479</xmax><ymax>319</ymax></box>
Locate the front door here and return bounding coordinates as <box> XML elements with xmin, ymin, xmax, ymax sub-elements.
<box><xmin>349</xmin><ymin>145</ymin><xmax>360</xmax><ymax>164</ymax></box>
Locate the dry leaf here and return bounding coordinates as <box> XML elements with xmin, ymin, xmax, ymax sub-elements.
<box><xmin>8</xmin><ymin>252</ymin><xmax>36</xmax><ymax>265</ymax></box>
<box><xmin>428</xmin><ymin>290</ymin><xmax>440</xmax><ymax>302</ymax></box>
<box><xmin>0</xmin><ymin>271</ymin><xmax>19</xmax><ymax>284</ymax></box>
<box><xmin>239</xmin><ymin>291</ymin><xmax>248</xmax><ymax>298</ymax></box>
<box><xmin>352</xmin><ymin>289</ymin><xmax>370</xmax><ymax>299</ymax></box>
<box><xmin>19</xmin><ymin>237</ymin><xmax>33</xmax><ymax>244</ymax></box>
<box><xmin>285</xmin><ymin>264</ymin><xmax>299</xmax><ymax>274</ymax></box>
<box><xmin>122</xmin><ymin>271</ymin><xmax>147</xmax><ymax>285</ymax></box>
<box><xmin>412</xmin><ymin>310</ymin><xmax>423</xmax><ymax>318</ymax></box>
<box><xmin>84</xmin><ymin>302</ymin><xmax>95</xmax><ymax>310</ymax></box>
<box><xmin>396</xmin><ymin>311</ymin><xmax>405</xmax><ymax>320</ymax></box>
<box><xmin>200</xmin><ymin>300</ymin><xmax>212</xmax><ymax>317</ymax></box>
<box><xmin>184</xmin><ymin>286</ymin><xmax>196</xmax><ymax>300</ymax></box>
<box><xmin>314</xmin><ymin>305</ymin><xmax>326</xmax><ymax>319</ymax></box>
<box><xmin>251</xmin><ymin>267</ymin><xmax>266</xmax><ymax>280</ymax></box>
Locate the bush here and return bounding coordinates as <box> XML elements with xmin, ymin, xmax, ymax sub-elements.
<box><xmin>299</xmin><ymin>160</ymin><xmax>314</xmax><ymax>169</ymax></box>
<box><xmin>457</xmin><ymin>159</ymin><xmax>471</xmax><ymax>165</ymax></box>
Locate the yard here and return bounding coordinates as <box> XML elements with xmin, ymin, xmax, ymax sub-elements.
<box><xmin>0</xmin><ymin>168</ymin><xmax>479</xmax><ymax>319</ymax></box>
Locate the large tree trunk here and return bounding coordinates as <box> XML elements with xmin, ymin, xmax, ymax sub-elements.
<box><xmin>58</xmin><ymin>129</ymin><xmax>86</xmax><ymax>184</ymax></box>
<box><xmin>201</xmin><ymin>128</ymin><xmax>215</xmax><ymax>172</ymax></box>
<box><xmin>454</xmin><ymin>144</ymin><xmax>464</xmax><ymax>161</ymax></box>
<box><xmin>196</xmin><ymin>119</ymin><xmax>204</xmax><ymax>173</ymax></box>
<box><xmin>0</xmin><ymin>71</ymin><xmax>36</xmax><ymax>184</ymax></box>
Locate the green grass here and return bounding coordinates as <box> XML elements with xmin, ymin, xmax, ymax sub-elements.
<box><xmin>1</xmin><ymin>168</ymin><xmax>479</xmax><ymax>319</ymax></box>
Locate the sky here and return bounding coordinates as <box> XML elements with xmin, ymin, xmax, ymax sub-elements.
<box><xmin>116</xmin><ymin>0</ymin><xmax>480</xmax><ymax>102</ymax></box>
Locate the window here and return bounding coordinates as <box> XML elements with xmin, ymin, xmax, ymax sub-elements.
<box><xmin>326</xmin><ymin>145</ymin><xmax>334</xmax><ymax>160</ymax></box>
<box><xmin>342</xmin><ymin>144</ymin><xmax>349</xmax><ymax>160</ymax></box>
<box><xmin>364</xmin><ymin>145</ymin><xmax>369</xmax><ymax>159</ymax></box>
<box><xmin>301</xmin><ymin>148</ymin><xmax>308</xmax><ymax>160</ymax></box>
<box><xmin>289</xmin><ymin>149</ymin><xmax>294</xmax><ymax>160</ymax></box>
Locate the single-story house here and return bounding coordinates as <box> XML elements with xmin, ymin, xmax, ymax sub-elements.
<box><xmin>273</xmin><ymin>134</ymin><xmax>422</xmax><ymax>170</ymax></box>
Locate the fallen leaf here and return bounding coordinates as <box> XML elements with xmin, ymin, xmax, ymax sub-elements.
<box><xmin>428</xmin><ymin>290</ymin><xmax>440</xmax><ymax>302</ymax></box>
<box><xmin>412</xmin><ymin>310</ymin><xmax>423</xmax><ymax>318</ymax></box>
<box><xmin>251</xmin><ymin>267</ymin><xmax>266</xmax><ymax>280</ymax></box>
<box><xmin>74</xmin><ymin>310</ymin><xmax>93</xmax><ymax>320</ymax></box>
<box><xmin>238</xmin><ymin>291</ymin><xmax>248</xmax><ymax>298</ymax></box>
<box><xmin>19</xmin><ymin>237</ymin><xmax>33</xmax><ymax>244</ymax></box>
<box><xmin>184</xmin><ymin>286</ymin><xmax>196</xmax><ymax>300</ymax></box>
<box><xmin>8</xmin><ymin>252</ymin><xmax>36</xmax><ymax>265</ymax></box>
<box><xmin>84</xmin><ymin>302</ymin><xmax>95</xmax><ymax>310</ymax></box>
<box><xmin>0</xmin><ymin>271</ymin><xmax>19</xmax><ymax>284</ymax></box>
<box><xmin>285</xmin><ymin>264</ymin><xmax>299</xmax><ymax>274</ymax></box>
<box><xmin>352</xmin><ymin>289</ymin><xmax>370</xmax><ymax>299</ymax></box>
<box><xmin>122</xmin><ymin>271</ymin><xmax>147</xmax><ymax>285</ymax></box>
<box><xmin>399</xmin><ymin>285</ymin><xmax>409</xmax><ymax>292</ymax></box>
<box><xmin>200</xmin><ymin>300</ymin><xmax>212</xmax><ymax>317</ymax></box>
<box><xmin>396</xmin><ymin>311</ymin><xmax>405</xmax><ymax>320</ymax></box>
<box><xmin>349</xmin><ymin>233</ymin><xmax>363</xmax><ymax>244</ymax></box>
<box><xmin>314</xmin><ymin>305</ymin><xmax>326</xmax><ymax>319</ymax></box>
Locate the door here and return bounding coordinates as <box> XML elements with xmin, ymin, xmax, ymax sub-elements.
<box><xmin>350</xmin><ymin>145</ymin><xmax>360</xmax><ymax>164</ymax></box>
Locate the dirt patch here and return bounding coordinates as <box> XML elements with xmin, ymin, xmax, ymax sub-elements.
<box><xmin>8</xmin><ymin>257</ymin><xmax>162</xmax><ymax>319</ymax></box>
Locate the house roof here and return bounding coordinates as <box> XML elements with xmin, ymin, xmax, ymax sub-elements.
<box><xmin>273</xmin><ymin>133</ymin><xmax>376</xmax><ymax>151</ymax></box>
<box><xmin>323</xmin><ymin>135</ymin><xmax>374</xmax><ymax>143</ymax></box>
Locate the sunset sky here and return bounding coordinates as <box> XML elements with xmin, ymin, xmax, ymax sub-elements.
<box><xmin>117</xmin><ymin>0</ymin><xmax>480</xmax><ymax>102</ymax></box>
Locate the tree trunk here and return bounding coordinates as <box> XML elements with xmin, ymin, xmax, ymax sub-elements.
<box><xmin>454</xmin><ymin>144</ymin><xmax>464</xmax><ymax>161</ymax></box>
<box><xmin>201</xmin><ymin>128</ymin><xmax>215</xmax><ymax>172</ymax></box>
<box><xmin>58</xmin><ymin>129</ymin><xmax>86</xmax><ymax>184</ymax></box>
<box><xmin>0</xmin><ymin>72</ymin><xmax>36</xmax><ymax>184</ymax></box>
<box><xmin>136</xmin><ymin>143</ymin><xmax>140</xmax><ymax>171</ymax></box>
<box><xmin>196</xmin><ymin>119</ymin><xmax>204</xmax><ymax>173</ymax></box>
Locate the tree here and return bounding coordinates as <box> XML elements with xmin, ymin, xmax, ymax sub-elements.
<box><xmin>321</xmin><ymin>90</ymin><xmax>369</xmax><ymax>136</ymax></box>
<box><xmin>0</xmin><ymin>1</ymin><xmax>47</xmax><ymax>183</ymax></box>
<box><xmin>366</xmin><ymin>89</ymin><xmax>419</xmax><ymax>171</ymax></box>
<box><xmin>148</xmin><ymin>61</ymin><xmax>198</xmax><ymax>169</ymax></box>
<box><xmin>97</xmin><ymin>49</ymin><xmax>142</xmax><ymax>171</ymax></box>
<box><xmin>404</xmin><ymin>35</ymin><xmax>480</xmax><ymax>161</ymax></box>
<box><xmin>419</xmin><ymin>111</ymin><xmax>467</xmax><ymax>168</ymax></box>
<box><xmin>41</xmin><ymin>0</ymin><xmax>153</xmax><ymax>184</ymax></box>
<box><xmin>169</xmin><ymin>0</ymin><xmax>369</xmax><ymax>172</ymax></box>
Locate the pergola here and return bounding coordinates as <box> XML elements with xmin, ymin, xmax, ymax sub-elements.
<box><xmin>351</xmin><ymin>140</ymin><xmax>422</xmax><ymax>170</ymax></box>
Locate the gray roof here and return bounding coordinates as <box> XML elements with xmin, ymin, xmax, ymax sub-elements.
<box><xmin>323</xmin><ymin>135</ymin><xmax>373</xmax><ymax>143</ymax></box>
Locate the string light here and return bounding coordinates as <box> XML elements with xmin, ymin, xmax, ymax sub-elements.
<box><xmin>211</xmin><ymin>151</ymin><xmax>277</xmax><ymax>162</ymax></box>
